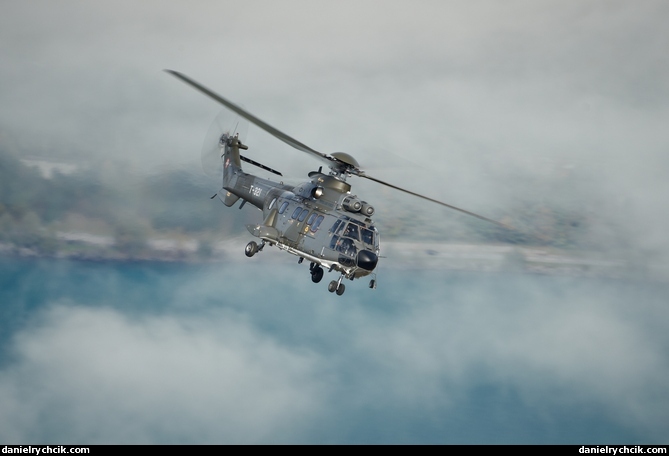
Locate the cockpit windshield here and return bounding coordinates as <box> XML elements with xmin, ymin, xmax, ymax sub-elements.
<box><xmin>361</xmin><ymin>227</ymin><xmax>374</xmax><ymax>245</ymax></box>
<box><xmin>331</xmin><ymin>217</ymin><xmax>379</xmax><ymax>251</ymax></box>
<box><xmin>333</xmin><ymin>219</ymin><xmax>377</xmax><ymax>245</ymax></box>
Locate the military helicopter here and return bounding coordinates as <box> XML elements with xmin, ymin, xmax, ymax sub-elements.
<box><xmin>166</xmin><ymin>70</ymin><xmax>506</xmax><ymax>295</ymax></box>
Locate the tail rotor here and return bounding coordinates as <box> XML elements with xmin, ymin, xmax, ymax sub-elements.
<box><xmin>200</xmin><ymin>109</ymin><xmax>249</xmax><ymax>186</ymax></box>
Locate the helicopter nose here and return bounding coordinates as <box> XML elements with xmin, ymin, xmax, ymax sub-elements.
<box><xmin>357</xmin><ymin>250</ymin><xmax>378</xmax><ymax>271</ymax></box>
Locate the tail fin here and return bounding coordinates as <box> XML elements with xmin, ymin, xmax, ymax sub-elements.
<box><xmin>221</xmin><ymin>134</ymin><xmax>244</xmax><ymax>187</ymax></box>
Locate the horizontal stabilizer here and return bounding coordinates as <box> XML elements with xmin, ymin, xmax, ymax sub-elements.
<box><xmin>246</xmin><ymin>224</ymin><xmax>279</xmax><ymax>241</ymax></box>
<box><xmin>218</xmin><ymin>190</ymin><xmax>240</xmax><ymax>207</ymax></box>
<box><xmin>240</xmin><ymin>155</ymin><xmax>283</xmax><ymax>176</ymax></box>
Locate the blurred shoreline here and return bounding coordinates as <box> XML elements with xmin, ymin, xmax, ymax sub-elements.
<box><xmin>0</xmin><ymin>233</ymin><xmax>657</xmax><ymax>282</ymax></box>
<box><xmin>2</xmin><ymin>151</ymin><xmax>666</xmax><ymax>282</ymax></box>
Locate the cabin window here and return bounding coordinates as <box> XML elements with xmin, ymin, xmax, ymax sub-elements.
<box><xmin>311</xmin><ymin>215</ymin><xmax>324</xmax><ymax>232</ymax></box>
<box><xmin>307</xmin><ymin>213</ymin><xmax>317</xmax><ymax>225</ymax></box>
<box><xmin>291</xmin><ymin>207</ymin><xmax>302</xmax><ymax>219</ymax></box>
<box><xmin>268</xmin><ymin>198</ymin><xmax>277</xmax><ymax>210</ymax></box>
<box><xmin>298</xmin><ymin>209</ymin><xmax>309</xmax><ymax>222</ymax></box>
<box><xmin>278</xmin><ymin>201</ymin><xmax>289</xmax><ymax>214</ymax></box>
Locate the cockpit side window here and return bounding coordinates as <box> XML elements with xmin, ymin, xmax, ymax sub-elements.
<box><xmin>362</xmin><ymin>228</ymin><xmax>374</xmax><ymax>245</ymax></box>
<box><xmin>334</xmin><ymin>236</ymin><xmax>356</xmax><ymax>256</ymax></box>
<box><xmin>335</xmin><ymin>220</ymin><xmax>346</xmax><ymax>235</ymax></box>
<box><xmin>331</xmin><ymin>219</ymin><xmax>342</xmax><ymax>233</ymax></box>
<box><xmin>371</xmin><ymin>226</ymin><xmax>380</xmax><ymax>250</ymax></box>
<box><xmin>343</xmin><ymin>223</ymin><xmax>360</xmax><ymax>241</ymax></box>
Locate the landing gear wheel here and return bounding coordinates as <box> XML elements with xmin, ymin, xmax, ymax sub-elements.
<box><xmin>311</xmin><ymin>266</ymin><xmax>324</xmax><ymax>283</ymax></box>
<box><xmin>328</xmin><ymin>280</ymin><xmax>337</xmax><ymax>293</ymax></box>
<box><xmin>245</xmin><ymin>241</ymin><xmax>258</xmax><ymax>257</ymax></box>
<box><xmin>336</xmin><ymin>283</ymin><xmax>346</xmax><ymax>296</ymax></box>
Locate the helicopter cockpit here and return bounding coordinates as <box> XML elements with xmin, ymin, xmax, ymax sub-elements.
<box><xmin>329</xmin><ymin>217</ymin><xmax>379</xmax><ymax>266</ymax></box>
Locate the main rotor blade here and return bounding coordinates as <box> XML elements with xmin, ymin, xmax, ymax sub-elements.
<box><xmin>359</xmin><ymin>173</ymin><xmax>510</xmax><ymax>229</ymax></box>
<box><xmin>165</xmin><ymin>70</ymin><xmax>334</xmax><ymax>165</ymax></box>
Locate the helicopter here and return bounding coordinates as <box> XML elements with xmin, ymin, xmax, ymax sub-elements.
<box><xmin>166</xmin><ymin>70</ymin><xmax>506</xmax><ymax>296</ymax></box>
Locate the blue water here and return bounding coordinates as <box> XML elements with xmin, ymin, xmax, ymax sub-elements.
<box><xmin>1</xmin><ymin>257</ymin><xmax>667</xmax><ymax>444</ymax></box>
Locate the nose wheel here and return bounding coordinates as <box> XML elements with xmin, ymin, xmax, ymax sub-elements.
<box><xmin>328</xmin><ymin>278</ymin><xmax>346</xmax><ymax>296</ymax></box>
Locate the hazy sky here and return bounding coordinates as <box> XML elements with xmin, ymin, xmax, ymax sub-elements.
<box><xmin>1</xmin><ymin>1</ymin><xmax>669</xmax><ymax>444</ymax></box>
<box><xmin>2</xmin><ymin>0</ymin><xmax>669</xmax><ymax>261</ymax></box>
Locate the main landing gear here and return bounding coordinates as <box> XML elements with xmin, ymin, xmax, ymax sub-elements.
<box><xmin>309</xmin><ymin>262</ymin><xmax>324</xmax><ymax>283</ymax></box>
<box><xmin>309</xmin><ymin>261</ymin><xmax>345</xmax><ymax>295</ymax></box>
<box><xmin>245</xmin><ymin>245</ymin><xmax>372</xmax><ymax>296</ymax></box>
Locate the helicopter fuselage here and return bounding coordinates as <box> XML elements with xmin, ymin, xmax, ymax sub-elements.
<box><xmin>217</xmin><ymin>134</ymin><xmax>380</xmax><ymax>287</ymax></box>
<box><xmin>165</xmin><ymin>69</ymin><xmax>506</xmax><ymax>295</ymax></box>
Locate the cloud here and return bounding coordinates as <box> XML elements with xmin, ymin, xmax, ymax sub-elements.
<box><xmin>0</xmin><ymin>303</ymin><xmax>326</xmax><ymax>444</ymax></box>
<box><xmin>359</xmin><ymin>278</ymin><xmax>669</xmax><ymax>403</ymax></box>
<box><xmin>0</xmin><ymin>265</ymin><xmax>668</xmax><ymax>443</ymax></box>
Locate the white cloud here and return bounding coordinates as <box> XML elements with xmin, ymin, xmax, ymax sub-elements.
<box><xmin>0</xmin><ymin>267</ymin><xmax>668</xmax><ymax>443</ymax></box>
<box><xmin>0</xmin><ymin>303</ymin><xmax>326</xmax><ymax>444</ymax></box>
<box><xmin>347</xmin><ymin>277</ymin><xmax>669</xmax><ymax>440</ymax></box>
